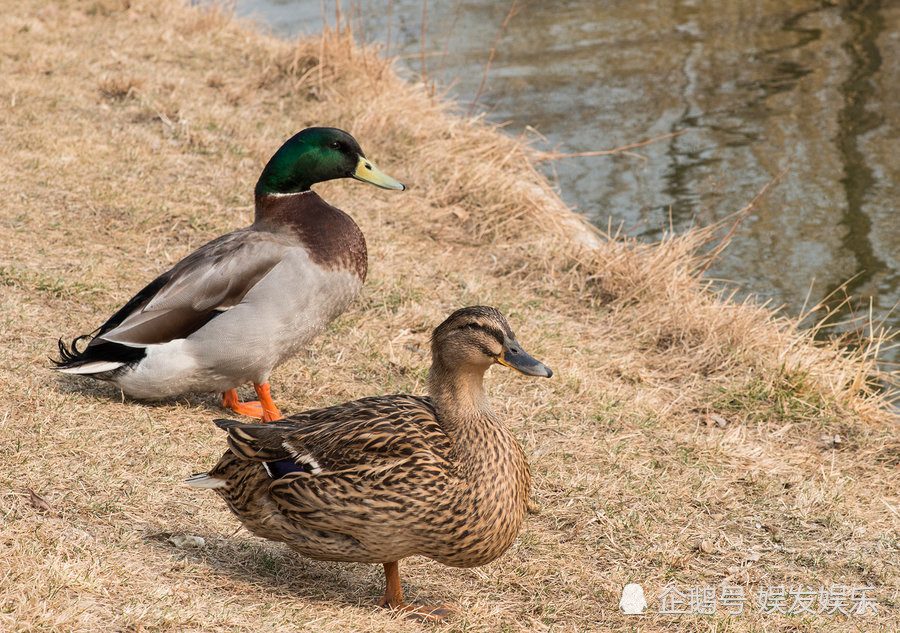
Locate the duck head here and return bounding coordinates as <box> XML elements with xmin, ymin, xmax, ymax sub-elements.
<box><xmin>430</xmin><ymin>306</ymin><xmax>553</xmax><ymax>379</ymax></box>
<box><xmin>254</xmin><ymin>127</ymin><xmax>405</xmax><ymax>197</ymax></box>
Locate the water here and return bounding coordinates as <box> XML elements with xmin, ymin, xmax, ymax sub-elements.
<box><xmin>236</xmin><ymin>0</ymin><xmax>899</xmax><ymax>373</ymax></box>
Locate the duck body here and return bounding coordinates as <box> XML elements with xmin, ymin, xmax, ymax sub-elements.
<box><xmin>188</xmin><ymin>306</ymin><xmax>553</xmax><ymax>618</ymax></box>
<box><xmin>203</xmin><ymin>393</ymin><xmax>529</xmax><ymax>568</ymax></box>
<box><xmin>62</xmin><ymin>191</ymin><xmax>365</xmax><ymax>399</ymax></box>
<box><xmin>55</xmin><ymin>128</ymin><xmax>404</xmax><ymax>420</ymax></box>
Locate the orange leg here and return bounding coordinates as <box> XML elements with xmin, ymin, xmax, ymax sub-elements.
<box><xmin>252</xmin><ymin>382</ymin><xmax>282</xmax><ymax>422</ymax></box>
<box><xmin>221</xmin><ymin>388</ymin><xmax>264</xmax><ymax>419</ymax></box>
<box><xmin>221</xmin><ymin>384</ymin><xmax>282</xmax><ymax>422</ymax></box>
<box><xmin>377</xmin><ymin>561</ymin><xmax>452</xmax><ymax>622</ymax></box>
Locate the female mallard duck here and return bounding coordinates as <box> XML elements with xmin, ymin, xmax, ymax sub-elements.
<box><xmin>54</xmin><ymin>127</ymin><xmax>404</xmax><ymax>422</ymax></box>
<box><xmin>187</xmin><ymin>306</ymin><xmax>552</xmax><ymax>620</ymax></box>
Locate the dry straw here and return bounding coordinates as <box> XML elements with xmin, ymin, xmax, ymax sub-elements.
<box><xmin>0</xmin><ymin>1</ymin><xmax>897</xmax><ymax>631</ymax></box>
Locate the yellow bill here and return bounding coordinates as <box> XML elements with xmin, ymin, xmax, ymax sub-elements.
<box><xmin>353</xmin><ymin>155</ymin><xmax>405</xmax><ymax>190</ymax></box>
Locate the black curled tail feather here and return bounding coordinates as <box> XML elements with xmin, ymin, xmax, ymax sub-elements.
<box><xmin>53</xmin><ymin>334</ymin><xmax>95</xmax><ymax>367</ymax></box>
<box><xmin>52</xmin><ymin>335</ymin><xmax>146</xmax><ymax>370</ymax></box>
<box><xmin>52</xmin><ymin>271</ymin><xmax>172</xmax><ymax>370</ymax></box>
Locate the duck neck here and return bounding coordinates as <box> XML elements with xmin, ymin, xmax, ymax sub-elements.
<box><xmin>253</xmin><ymin>190</ymin><xmax>318</xmax><ymax>225</ymax></box>
<box><xmin>426</xmin><ymin>361</ymin><xmax>524</xmax><ymax>473</ymax></box>
<box><xmin>427</xmin><ymin>360</ymin><xmax>490</xmax><ymax>439</ymax></box>
<box><xmin>427</xmin><ymin>360</ymin><xmax>530</xmax><ymax>546</ymax></box>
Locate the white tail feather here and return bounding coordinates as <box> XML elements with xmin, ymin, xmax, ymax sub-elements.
<box><xmin>185</xmin><ymin>473</ymin><xmax>226</xmax><ymax>489</ymax></box>
<box><xmin>55</xmin><ymin>361</ymin><xmax>125</xmax><ymax>374</ymax></box>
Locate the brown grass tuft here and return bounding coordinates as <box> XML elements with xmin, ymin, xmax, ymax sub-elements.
<box><xmin>98</xmin><ymin>73</ymin><xmax>143</xmax><ymax>101</ymax></box>
<box><xmin>0</xmin><ymin>0</ymin><xmax>897</xmax><ymax>631</ymax></box>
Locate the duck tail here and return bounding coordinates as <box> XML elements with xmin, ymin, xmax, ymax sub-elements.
<box><xmin>53</xmin><ymin>334</ymin><xmax>94</xmax><ymax>367</ymax></box>
<box><xmin>214</xmin><ymin>418</ymin><xmax>294</xmax><ymax>462</ymax></box>
<box><xmin>185</xmin><ymin>472</ymin><xmax>227</xmax><ymax>489</ymax></box>
<box><xmin>52</xmin><ymin>334</ymin><xmax>144</xmax><ymax>374</ymax></box>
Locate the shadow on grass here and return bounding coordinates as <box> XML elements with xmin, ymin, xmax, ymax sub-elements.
<box><xmin>142</xmin><ymin>528</ymin><xmax>406</xmax><ymax>614</ymax></box>
<box><xmin>49</xmin><ymin>372</ymin><xmax>260</xmax><ymax>420</ymax></box>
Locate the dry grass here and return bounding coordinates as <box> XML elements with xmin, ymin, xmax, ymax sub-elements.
<box><xmin>1</xmin><ymin>1</ymin><xmax>897</xmax><ymax>631</ymax></box>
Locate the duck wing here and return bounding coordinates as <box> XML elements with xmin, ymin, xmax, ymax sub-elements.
<box><xmin>214</xmin><ymin>395</ymin><xmax>453</xmax><ymax>521</ymax></box>
<box><xmin>95</xmin><ymin>229</ymin><xmax>289</xmax><ymax>347</ymax></box>
<box><xmin>217</xmin><ymin>395</ymin><xmax>448</xmax><ymax>469</ymax></box>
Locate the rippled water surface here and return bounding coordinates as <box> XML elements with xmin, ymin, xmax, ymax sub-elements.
<box><xmin>237</xmin><ymin>0</ymin><xmax>899</xmax><ymax>369</ymax></box>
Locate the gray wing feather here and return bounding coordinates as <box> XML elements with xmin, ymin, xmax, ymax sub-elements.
<box><xmin>101</xmin><ymin>230</ymin><xmax>293</xmax><ymax>346</ymax></box>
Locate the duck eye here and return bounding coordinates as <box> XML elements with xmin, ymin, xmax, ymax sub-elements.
<box><xmin>329</xmin><ymin>141</ymin><xmax>341</xmax><ymax>150</ymax></box>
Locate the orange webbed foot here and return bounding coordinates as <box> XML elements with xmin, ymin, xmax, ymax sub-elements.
<box><xmin>253</xmin><ymin>382</ymin><xmax>282</xmax><ymax>422</ymax></box>
<box><xmin>221</xmin><ymin>389</ymin><xmax>263</xmax><ymax>418</ymax></box>
<box><xmin>221</xmin><ymin>385</ymin><xmax>282</xmax><ymax>422</ymax></box>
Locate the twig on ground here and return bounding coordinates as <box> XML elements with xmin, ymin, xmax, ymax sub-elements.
<box><xmin>697</xmin><ymin>166</ymin><xmax>787</xmax><ymax>274</ymax></box>
<box><xmin>468</xmin><ymin>0</ymin><xmax>523</xmax><ymax>117</ymax></box>
<box><xmin>534</xmin><ymin>129</ymin><xmax>688</xmax><ymax>164</ymax></box>
<box><xmin>420</xmin><ymin>0</ymin><xmax>428</xmax><ymax>89</ymax></box>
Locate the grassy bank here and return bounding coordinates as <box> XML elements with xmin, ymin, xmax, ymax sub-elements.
<box><xmin>1</xmin><ymin>1</ymin><xmax>897</xmax><ymax>631</ymax></box>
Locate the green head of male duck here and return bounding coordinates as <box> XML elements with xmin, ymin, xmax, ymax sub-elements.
<box><xmin>254</xmin><ymin>127</ymin><xmax>405</xmax><ymax>197</ymax></box>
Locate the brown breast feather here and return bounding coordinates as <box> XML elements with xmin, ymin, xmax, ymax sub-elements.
<box><xmin>254</xmin><ymin>191</ymin><xmax>367</xmax><ymax>281</ymax></box>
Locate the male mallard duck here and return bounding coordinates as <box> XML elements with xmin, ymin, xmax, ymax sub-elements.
<box><xmin>54</xmin><ymin>127</ymin><xmax>404</xmax><ymax>421</ymax></box>
<box><xmin>186</xmin><ymin>306</ymin><xmax>552</xmax><ymax>620</ymax></box>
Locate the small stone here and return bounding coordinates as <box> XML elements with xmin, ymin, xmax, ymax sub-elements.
<box><xmin>699</xmin><ymin>539</ymin><xmax>715</xmax><ymax>554</ymax></box>
<box><xmin>765</xmin><ymin>524</ymin><xmax>783</xmax><ymax>542</ymax></box>
<box><xmin>619</xmin><ymin>583</ymin><xmax>647</xmax><ymax>615</ymax></box>
<box><xmin>709</xmin><ymin>413</ymin><xmax>728</xmax><ymax>428</ymax></box>
<box><xmin>27</xmin><ymin>488</ymin><xmax>53</xmax><ymax>513</ymax></box>
<box><xmin>169</xmin><ymin>534</ymin><xmax>205</xmax><ymax>549</ymax></box>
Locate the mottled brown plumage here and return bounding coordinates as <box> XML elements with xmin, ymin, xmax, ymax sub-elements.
<box><xmin>188</xmin><ymin>306</ymin><xmax>552</xmax><ymax>620</ymax></box>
